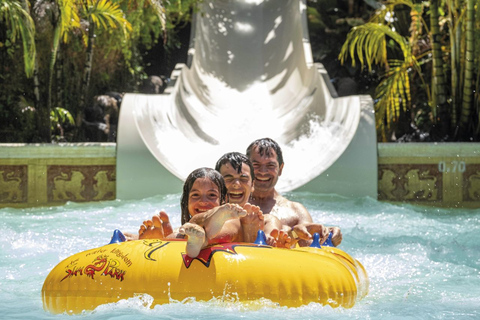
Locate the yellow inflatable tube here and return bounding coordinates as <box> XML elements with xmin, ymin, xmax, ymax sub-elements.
<box><xmin>42</xmin><ymin>236</ymin><xmax>369</xmax><ymax>314</ymax></box>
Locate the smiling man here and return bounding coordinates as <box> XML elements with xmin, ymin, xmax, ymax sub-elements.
<box><xmin>246</xmin><ymin>138</ymin><xmax>343</xmax><ymax>247</ymax></box>
<box><xmin>215</xmin><ymin>152</ymin><xmax>291</xmax><ymax>247</ymax></box>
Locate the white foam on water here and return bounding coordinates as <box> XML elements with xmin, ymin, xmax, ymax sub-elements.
<box><xmin>2</xmin><ymin>195</ymin><xmax>479</xmax><ymax>319</ymax></box>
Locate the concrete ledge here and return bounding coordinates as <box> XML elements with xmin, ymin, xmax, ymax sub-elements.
<box><xmin>378</xmin><ymin>142</ymin><xmax>480</xmax><ymax>208</ymax></box>
<box><xmin>378</xmin><ymin>142</ymin><xmax>479</xmax><ymax>158</ymax></box>
<box><xmin>0</xmin><ymin>143</ymin><xmax>116</xmax><ymax>158</ymax></box>
<box><xmin>0</xmin><ymin>143</ymin><xmax>116</xmax><ymax>207</ymax></box>
<box><xmin>1</xmin><ymin>143</ymin><xmax>479</xmax><ymax>208</ymax></box>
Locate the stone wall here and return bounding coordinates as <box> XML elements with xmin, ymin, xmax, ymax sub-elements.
<box><xmin>1</xmin><ymin>143</ymin><xmax>479</xmax><ymax>208</ymax></box>
<box><xmin>378</xmin><ymin>143</ymin><xmax>480</xmax><ymax>208</ymax></box>
<box><xmin>0</xmin><ymin>143</ymin><xmax>116</xmax><ymax>207</ymax></box>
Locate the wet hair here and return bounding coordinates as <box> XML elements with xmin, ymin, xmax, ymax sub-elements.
<box><xmin>180</xmin><ymin>167</ymin><xmax>227</xmax><ymax>224</ymax></box>
<box><xmin>246</xmin><ymin>137</ymin><xmax>284</xmax><ymax>166</ymax></box>
<box><xmin>215</xmin><ymin>152</ymin><xmax>255</xmax><ymax>181</ymax></box>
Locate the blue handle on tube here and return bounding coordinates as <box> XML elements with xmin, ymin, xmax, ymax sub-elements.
<box><xmin>323</xmin><ymin>232</ymin><xmax>334</xmax><ymax>247</ymax></box>
<box><xmin>109</xmin><ymin>229</ymin><xmax>126</xmax><ymax>244</ymax></box>
<box><xmin>309</xmin><ymin>232</ymin><xmax>334</xmax><ymax>248</ymax></box>
<box><xmin>254</xmin><ymin>230</ymin><xmax>268</xmax><ymax>245</ymax></box>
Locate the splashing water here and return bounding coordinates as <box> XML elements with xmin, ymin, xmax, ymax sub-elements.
<box><xmin>1</xmin><ymin>193</ymin><xmax>479</xmax><ymax>319</ymax></box>
<box><xmin>146</xmin><ymin>102</ymin><xmax>350</xmax><ymax>193</ymax></box>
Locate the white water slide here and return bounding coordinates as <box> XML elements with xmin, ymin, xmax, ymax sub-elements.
<box><xmin>116</xmin><ymin>0</ymin><xmax>377</xmax><ymax>200</ymax></box>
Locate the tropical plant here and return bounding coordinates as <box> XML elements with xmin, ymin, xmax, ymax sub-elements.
<box><xmin>76</xmin><ymin>0</ymin><xmax>132</xmax><ymax>136</ymax></box>
<box><xmin>0</xmin><ymin>0</ymin><xmax>36</xmax><ymax>77</ymax></box>
<box><xmin>429</xmin><ymin>0</ymin><xmax>450</xmax><ymax>139</ymax></box>
<box><xmin>339</xmin><ymin>0</ymin><xmax>479</xmax><ymax>142</ymax></box>
<box><xmin>71</xmin><ymin>0</ymin><xmax>200</xmax><ymax>140</ymax></box>
<box><xmin>50</xmin><ymin>107</ymin><xmax>75</xmax><ymax>141</ymax></box>
<box><xmin>457</xmin><ymin>0</ymin><xmax>475</xmax><ymax>139</ymax></box>
<box><xmin>46</xmin><ymin>0</ymin><xmax>80</xmax><ymax>138</ymax></box>
<box><xmin>0</xmin><ymin>0</ymin><xmax>41</xmax><ymax>142</ymax></box>
<box><xmin>339</xmin><ymin>0</ymin><xmax>428</xmax><ymax>141</ymax></box>
<box><xmin>1</xmin><ymin>0</ymin><xmax>200</xmax><ymax>143</ymax></box>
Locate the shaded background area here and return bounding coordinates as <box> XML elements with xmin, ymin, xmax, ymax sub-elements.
<box><xmin>141</xmin><ymin>25</ymin><xmax>191</xmax><ymax>80</ymax></box>
<box><xmin>6</xmin><ymin>0</ymin><xmax>478</xmax><ymax>143</ymax></box>
<box><xmin>0</xmin><ymin>0</ymin><xmax>378</xmax><ymax>143</ymax></box>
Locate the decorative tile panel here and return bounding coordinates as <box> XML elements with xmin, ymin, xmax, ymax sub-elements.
<box><xmin>47</xmin><ymin>165</ymin><xmax>116</xmax><ymax>202</ymax></box>
<box><xmin>378</xmin><ymin>164</ymin><xmax>442</xmax><ymax>202</ymax></box>
<box><xmin>463</xmin><ymin>164</ymin><xmax>480</xmax><ymax>202</ymax></box>
<box><xmin>0</xmin><ymin>165</ymin><xmax>28</xmax><ymax>203</ymax></box>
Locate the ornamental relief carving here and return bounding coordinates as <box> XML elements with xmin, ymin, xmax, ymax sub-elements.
<box><xmin>378</xmin><ymin>164</ymin><xmax>441</xmax><ymax>201</ymax></box>
<box><xmin>463</xmin><ymin>165</ymin><xmax>480</xmax><ymax>202</ymax></box>
<box><xmin>0</xmin><ymin>165</ymin><xmax>27</xmax><ymax>203</ymax></box>
<box><xmin>47</xmin><ymin>165</ymin><xmax>115</xmax><ymax>202</ymax></box>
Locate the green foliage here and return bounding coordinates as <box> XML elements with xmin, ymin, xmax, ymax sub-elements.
<box><xmin>0</xmin><ymin>0</ymin><xmax>36</xmax><ymax>77</ymax></box>
<box><xmin>1</xmin><ymin>0</ymin><xmax>199</xmax><ymax>142</ymax></box>
<box><xmin>307</xmin><ymin>0</ymin><xmax>367</xmax><ymax>61</ymax></box>
<box><xmin>307</xmin><ymin>6</ymin><xmax>327</xmax><ymax>32</ymax></box>
<box><xmin>82</xmin><ymin>0</ymin><xmax>132</xmax><ymax>33</ymax></box>
<box><xmin>339</xmin><ymin>19</ymin><xmax>424</xmax><ymax>141</ymax></box>
<box><xmin>50</xmin><ymin>107</ymin><xmax>75</xmax><ymax>141</ymax></box>
<box><xmin>339</xmin><ymin>0</ymin><xmax>480</xmax><ymax>142</ymax></box>
<box><xmin>0</xmin><ymin>95</ymin><xmax>37</xmax><ymax>142</ymax></box>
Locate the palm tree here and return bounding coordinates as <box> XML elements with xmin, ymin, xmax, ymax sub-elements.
<box><xmin>429</xmin><ymin>0</ymin><xmax>450</xmax><ymax>139</ymax></box>
<box><xmin>76</xmin><ymin>0</ymin><xmax>131</xmax><ymax>134</ymax></box>
<box><xmin>0</xmin><ymin>0</ymin><xmax>36</xmax><ymax>77</ymax></box>
<box><xmin>456</xmin><ymin>0</ymin><xmax>475</xmax><ymax>139</ymax></box>
<box><xmin>0</xmin><ymin>0</ymin><xmax>45</xmax><ymax>139</ymax></box>
<box><xmin>340</xmin><ymin>0</ymin><xmax>479</xmax><ymax>141</ymax></box>
<box><xmin>47</xmin><ymin>0</ymin><xmax>80</xmax><ymax>118</ymax></box>
<box><xmin>338</xmin><ymin>1</ymin><xmax>427</xmax><ymax>141</ymax></box>
<box><xmin>18</xmin><ymin>0</ymin><xmax>42</xmax><ymax>133</ymax></box>
<box><xmin>446</xmin><ymin>0</ymin><xmax>462</xmax><ymax>127</ymax></box>
<box><xmin>41</xmin><ymin>0</ymin><xmax>80</xmax><ymax>141</ymax></box>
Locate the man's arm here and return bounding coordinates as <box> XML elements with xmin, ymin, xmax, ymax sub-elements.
<box><xmin>289</xmin><ymin>200</ymin><xmax>342</xmax><ymax>246</ymax></box>
<box><xmin>263</xmin><ymin>214</ymin><xmax>282</xmax><ymax>235</ymax></box>
<box><xmin>264</xmin><ymin>215</ymin><xmax>293</xmax><ymax>248</ymax></box>
<box><xmin>289</xmin><ymin>200</ymin><xmax>314</xmax><ymax>225</ymax></box>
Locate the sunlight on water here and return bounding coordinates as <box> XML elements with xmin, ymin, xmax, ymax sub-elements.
<box><xmin>1</xmin><ymin>194</ymin><xmax>479</xmax><ymax>319</ymax></box>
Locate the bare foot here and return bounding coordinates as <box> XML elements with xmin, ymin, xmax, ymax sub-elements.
<box><xmin>179</xmin><ymin>223</ymin><xmax>206</xmax><ymax>258</ymax></box>
<box><xmin>158</xmin><ymin>210</ymin><xmax>174</xmax><ymax>237</ymax></box>
<box><xmin>269</xmin><ymin>229</ymin><xmax>292</xmax><ymax>248</ymax></box>
<box><xmin>240</xmin><ymin>203</ymin><xmax>264</xmax><ymax>229</ymax></box>
<box><xmin>203</xmin><ymin>203</ymin><xmax>247</xmax><ymax>238</ymax></box>
<box><xmin>138</xmin><ymin>215</ymin><xmax>165</xmax><ymax>239</ymax></box>
<box><xmin>240</xmin><ymin>203</ymin><xmax>264</xmax><ymax>242</ymax></box>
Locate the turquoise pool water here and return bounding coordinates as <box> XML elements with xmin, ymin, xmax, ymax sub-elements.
<box><xmin>1</xmin><ymin>193</ymin><xmax>479</xmax><ymax>319</ymax></box>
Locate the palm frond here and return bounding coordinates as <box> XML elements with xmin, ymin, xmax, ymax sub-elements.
<box><xmin>339</xmin><ymin>23</ymin><xmax>412</xmax><ymax>71</ymax></box>
<box><xmin>0</xmin><ymin>0</ymin><xmax>36</xmax><ymax>77</ymax></box>
<box><xmin>375</xmin><ymin>59</ymin><xmax>412</xmax><ymax>128</ymax></box>
<box><xmin>146</xmin><ymin>0</ymin><xmax>166</xmax><ymax>32</ymax></box>
<box><xmin>58</xmin><ymin>0</ymin><xmax>80</xmax><ymax>43</ymax></box>
<box><xmin>84</xmin><ymin>0</ymin><xmax>132</xmax><ymax>35</ymax></box>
